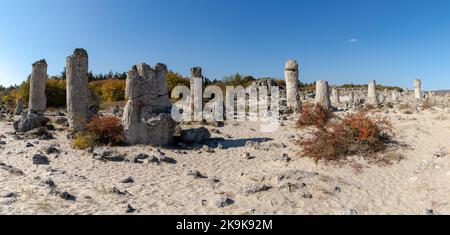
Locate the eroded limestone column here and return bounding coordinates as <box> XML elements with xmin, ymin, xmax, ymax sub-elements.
<box><xmin>349</xmin><ymin>91</ymin><xmax>355</xmax><ymax>107</ymax></box>
<box><xmin>15</xmin><ymin>98</ymin><xmax>23</xmax><ymax>115</ymax></box>
<box><xmin>315</xmin><ymin>80</ymin><xmax>331</xmax><ymax>110</ymax></box>
<box><xmin>284</xmin><ymin>59</ymin><xmax>301</xmax><ymax>112</ymax></box>
<box><xmin>367</xmin><ymin>80</ymin><xmax>379</xmax><ymax>106</ymax></box>
<box><xmin>414</xmin><ymin>79</ymin><xmax>422</xmax><ymax>99</ymax></box>
<box><xmin>122</xmin><ymin>63</ymin><xmax>175</xmax><ymax>146</ymax></box>
<box><xmin>331</xmin><ymin>87</ymin><xmax>340</xmax><ymax>105</ymax></box>
<box><xmin>29</xmin><ymin>60</ymin><xmax>47</xmax><ymax>115</ymax></box>
<box><xmin>190</xmin><ymin>67</ymin><xmax>203</xmax><ymax>122</ymax></box>
<box><xmin>13</xmin><ymin>59</ymin><xmax>49</xmax><ymax>132</ymax></box>
<box><xmin>66</xmin><ymin>49</ymin><xmax>91</xmax><ymax>131</ymax></box>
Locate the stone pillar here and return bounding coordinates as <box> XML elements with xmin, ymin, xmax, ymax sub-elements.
<box><xmin>29</xmin><ymin>59</ymin><xmax>47</xmax><ymax>115</ymax></box>
<box><xmin>190</xmin><ymin>67</ymin><xmax>203</xmax><ymax>122</ymax></box>
<box><xmin>66</xmin><ymin>49</ymin><xmax>91</xmax><ymax>131</ymax></box>
<box><xmin>15</xmin><ymin>98</ymin><xmax>23</xmax><ymax>115</ymax></box>
<box><xmin>13</xmin><ymin>60</ymin><xmax>49</xmax><ymax>132</ymax></box>
<box><xmin>284</xmin><ymin>59</ymin><xmax>301</xmax><ymax>112</ymax></box>
<box><xmin>331</xmin><ymin>87</ymin><xmax>340</xmax><ymax>105</ymax></box>
<box><xmin>315</xmin><ymin>80</ymin><xmax>331</xmax><ymax>110</ymax></box>
<box><xmin>392</xmin><ymin>90</ymin><xmax>398</xmax><ymax>103</ymax></box>
<box><xmin>349</xmin><ymin>91</ymin><xmax>355</xmax><ymax>107</ymax></box>
<box><xmin>122</xmin><ymin>63</ymin><xmax>176</xmax><ymax>146</ymax></box>
<box><xmin>414</xmin><ymin>79</ymin><xmax>422</xmax><ymax>99</ymax></box>
<box><xmin>367</xmin><ymin>80</ymin><xmax>379</xmax><ymax>106</ymax></box>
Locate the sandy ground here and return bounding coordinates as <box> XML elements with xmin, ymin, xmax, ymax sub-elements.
<box><xmin>1</xmin><ymin>103</ymin><xmax>450</xmax><ymax>215</ymax></box>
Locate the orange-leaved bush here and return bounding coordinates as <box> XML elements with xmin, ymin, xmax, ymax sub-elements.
<box><xmin>86</xmin><ymin>115</ymin><xmax>125</xmax><ymax>145</ymax></box>
<box><xmin>298</xmin><ymin>111</ymin><xmax>392</xmax><ymax>163</ymax></box>
<box><xmin>296</xmin><ymin>104</ymin><xmax>334</xmax><ymax>128</ymax></box>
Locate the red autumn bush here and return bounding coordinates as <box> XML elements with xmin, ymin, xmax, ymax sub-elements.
<box><xmin>296</xmin><ymin>104</ymin><xmax>334</xmax><ymax>128</ymax></box>
<box><xmin>85</xmin><ymin>115</ymin><xmax>125</xmax><ymax>145</ymax></box>
<box><xmin>298</xmin><ymin>111</ymin><xmax>392</xmax><ymax>163</ymax></box>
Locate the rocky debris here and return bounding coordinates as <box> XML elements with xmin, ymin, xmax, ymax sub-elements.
<box><xmin>299</xmin><ymin>188</ymin><xmax>313</xmax><ymax>199</ymax></box>
<box><xmin>0</xmin><ymin>162</ymin><xmax>25</xmax><ymax>176</ymax></box>
<box><xmin>242</xmin><ymin>152</ymin><xmax>254</xmax><ymax>160</ymax></box>
<box><xmin>109</xmin><ymin>187</ymin><xmax>132</xmax><ymax>196</ymax></box>
<box><xmin>56</xmin><ymin>191</ymin><xmax>77</xmax><ymax>201</ymax></box>
<box><xmin>426</xmin><ymin>209</ymin><xmax>434</xmax><ymax>215</ymax></box>
<box><xmin>179</xmin><ymin>127</ymin><xmax>211</xmax><ymax>144</ymax></box>
<box><xmin>240</xmin><ymin>183</ymin><xmax>272</xmax><ymax>196</ymax></box>
<box><xmin>0</xmin><ymin>140</ymin><xmax>6</xmax><ymax>145</ymax></box>
<box><xmin>55</xmin><ymin>116</ymin><xmax>69</xmax><ymax>126</ymax></box>
<box><xmin>187</xmin><ymin>170</ymin><xmax>208</xmax><ymax>179</ymax></box>
<box><xmin>121</xmin><ymin>176</ymin><xmax>135</xmax><ymax>184</ymax></box>
<box><xmin>26</xmin><ymin>127</ymin><xmax>53</xmax><ymax>140</ymax></box>
<box><xmin>122</xmin><ymin>63</ymin><xmax>176</xmax><ymax>146</ymax></box>
<box><xmin>433</xmin><ymin>147</ymin><xmax>446</xmax><ymax>158</ymax></box>
<box><xmin>133</xmin><ymin>153</ymin><xmax>149</xmax><ymax>164</ymax></box>
<box><xmin>2</xmin><ymin>192</ymin><xmax>19</xmax><ymax>198</ymax></box>
<box><xmin>1</xmin><ymin>199</ymin><xmax>18</xmax><ymax>205</ymax></box>
<box><xmin>97</xmin><ymin>150</ymin><xmax>127</xmax><ymax>162</ymax></box>
<box><xmin>45</xmin><ymin>145</ymin><xmax>60</xmax><ymax>154</ymax></box>
<box><xmin>334</xmin><ymin>186</ymin><xmax>342</xmax><ymax>193</ymax></box>
<box><xmin>245</xmin><ymin>141</ymin><xmax>260</xmax><ymax>149</ymax></box>
<box><xmin>273</xmin><ymin>153</ymin><xmax>291</xmax><ymax>163</ymax></box>
<box><xmin>32</xmin><ymin>154</ymin><xmax>50</xmax><ymax>165</ymax></box>
<box><xmin>25</xmin><ymin>142</ymin><xmax>34</xmax><ymax>147</ymax></box>
<box><xmin>126</xmin><ymin>204</ymin><xmax>137</xmax><ymax>213</ymax></box>
<box><xmin>40</xmin><ymin>179</ymin><xmax>56</xmax><ymax>189</ymax></box>
<box><xmin>215</xmin><ymin>196</ymin><xmax>235</xmax><ymax>208</ymax></box>
<box><xmin>201</xmin><ymin>145</ymin><xmax>215</xmax><ymax>153</ymax></box>
<box><xmin>344</xmin><ymin>208</ymin><xmax>358</xmax><ymax>215</ymax></box>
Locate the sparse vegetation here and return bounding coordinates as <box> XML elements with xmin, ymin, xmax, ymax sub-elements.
<box><xmin>71</xmin><ymin>115</ymin><xmax>125</xmax><ymax>149</ymax></box>
<box><xmin>298</xmin><ymin>111</ymin><xmax>393</xmax><ymax>163</ymax></box>
<box><xmin>296</xmin><ymin>104</ymin><xmax>334</xmax><ymax>128</ymax></box>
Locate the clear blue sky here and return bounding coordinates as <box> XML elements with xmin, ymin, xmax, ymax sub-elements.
<box><xmin>1</xmin><ymin>0</ymin><xmax>449</xmax><ymax>90</ymax></box>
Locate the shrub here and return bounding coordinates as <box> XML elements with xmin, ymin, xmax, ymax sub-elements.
<box><xmin>71</xmin><ymin>115</ymin><xmax>125</xmax><ymax>149</ymax></box>
<box><xmin>298</xmin><ymin>112</ymin><xmax>392</xmax><ymax>163</ymax></box>
<box><xmin>46</xmin><ymin>79</ymin><xmax>66</xmax><ymax>108</ymax></box>
<box><xmin>86</xmin><ymin>116</ymin><xmax>125</xmax><ymax>145</ymax></box>
<box><xmin>72</xmin><ymin>132</ymin><xmax>99</xmax><ymax>150</ymax></box>
<box><xmin>296</xmin><ymin>104</ymin><xmax>334</xmax><ymax>128</ymax></box>
<box><xmin>420</xmin><ymin>98</ymin><xmax>434</xmax><ymax>110</ymax></box>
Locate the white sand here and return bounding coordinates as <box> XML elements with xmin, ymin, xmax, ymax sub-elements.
<box><xmin>1</xmin><ymin>104</ymin><xmax>450</xmax><ymax>215</ymax></box>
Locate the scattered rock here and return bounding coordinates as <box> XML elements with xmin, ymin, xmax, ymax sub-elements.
<box><xmin>58</xmin><ymin>191</ymin><xmax>77</xmax><ymax>201</ymax></box>
<box><xmin>273</xmin><ymin>153</ymin><xmax>291</xmax><ymax>163</ymax></box>
<box><xmin>109</xmin><ymin>187</ymin><xmax>132</xmax><ymax>196</ymax></box>
<box><xmin>25</xmin><ymin>142</ymin><xmax>34</xmax><ymax>147</ymax></box>
<box><xmin>187</xmin><ymin>170</ymin><xmax>208</xmax><ymax>179</ymax></box>
<box><xmin>40</xmin><ymin>179</ymin><xmax>56</xmax><ymax>189</ymax></box>
<box><xmin>2</xmin><ymin>192</ymin><xmax>19</xmax><ymax>198</ymax></box>
<box><xmin>344</xmin><ymin>208</ymin><xmax>358</xmax><ymax>215</ymax></box>
<box><xmin>179</xmin><ymin>127</ymin><xmax>211</xmax><ymax>144</ymax></box>
<box><xmin>126</xmin><ymin>204</ymin><xmax>137</xmax><ymax>213</ymax></box>
<box><xmin>240</xmin><ymin>183</ymin><xmax>272</xmax><ymax>196</ymax></box>
<box><xmin>32</xmin><ymin>154</ymin><xmax>50</xmax><ymax>165</ymax></box>
<box><xmin>433</xmin><ymin>147</ymin><xmax>446</xmax><ymax>158</ymax></box>
<box><xmin>133</xmin><ymin>154</ymin><xmax>149</xmax><ymax>164</ymax></box>
<box><xmin>242</xmin><ymin>152</ymin><xmax>254</xmax><ymax>160</ymax></box>
<box><xmin>215</xmin><ymin>196</ymin><xmax>234</xmax><ymax>208</ymax></box>
<box><xmin>426</xmin><ymin>209</ymin><xmax>434</xmax><ymax>215</ymax></box>
<box><xmin>121</xmin><ymin>176</ymin><xmax>135</xmax><ymax>184</ymax></box>
<box><xmin>0</xmin><ymin>140</ymin><xmax>6</xmax><ymax>145</ymax></box>
<box><xmin>45</xmin><ymin>145</ymin><xmax>60</xmax><ymax>154</ymax></box>
<box><xmin>99</xmin><ymin>151</ymin><xmax>127</xmax><ymax>162</ymax></box>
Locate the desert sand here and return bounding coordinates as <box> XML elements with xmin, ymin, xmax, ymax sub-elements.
<box><xmin>1</xmin><ymin>98</ymin><xmax>450</xmax><ymax>215</ymax></box>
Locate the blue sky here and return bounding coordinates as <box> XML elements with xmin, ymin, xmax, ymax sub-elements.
<box><xmin>1</xmin><ymin>0</ymin><xmax>450</xmax><ymax>90</ymax></box>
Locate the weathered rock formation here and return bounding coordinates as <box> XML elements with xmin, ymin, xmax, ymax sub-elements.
<box><xmin>315</xmin><ymin>80</ymin><xmax>331</xmax><ymax>109</ymax></box>
<box><xmin>284</xmin><ymin>59</ymin><xmax>301</xmax><ymax>112</ymax></box>
<box><xmin>414</xmin><ymin>79</ymin><xmax>422</xmax><ymax>99</ymax></box>
<box><xmin>14</xmin><ymin>60</ymin><xmax>49</xmax><ymax>132</ymax></box>
<box><xmin>331</xmin><ymin>87</ymin><xmax>340</xmax><ymax>105</ymax></box>
<box><xmin>190</xmin><ymin>67</ymin><xmax>203</xmax><ymax>122</ymax></box>
<box><xmin>367</xmin><ymin>80</ymin><xmax>379</xmax><ymax>106</ymax></box>
<box><xmin>122</xmin><ymin>63</ymin><xmax>176</xmax><ymax>146</ymax></box>
<box><xmin>15</xmin><ymin>98</ymin><xmax>23</xmax><ymax>115</ymax></box>
<box><xmin>66</xmin><ymin>49</ymin><xmax>91</xmax><ymax>131</ymax></box>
